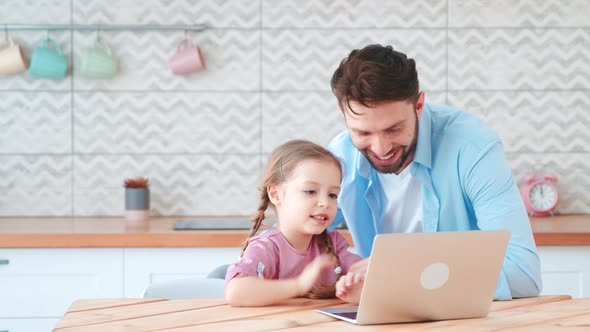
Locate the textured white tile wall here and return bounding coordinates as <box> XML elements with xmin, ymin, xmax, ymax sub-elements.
<box><xmin>1</xmin><ymin>0</ymin><xmax>589</xmax><ymax>216</ymax></box>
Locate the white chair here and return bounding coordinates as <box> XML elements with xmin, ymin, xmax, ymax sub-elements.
<box><xmin>142</xmin><ymin>264</ymin><xmax>229</xmax><ymax>300</ymax></box>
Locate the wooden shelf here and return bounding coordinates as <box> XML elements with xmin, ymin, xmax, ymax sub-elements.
<box><xmin>530</xmin><ymin>214</ymin><xmax>590</xmax><ymax>246</ymax></box>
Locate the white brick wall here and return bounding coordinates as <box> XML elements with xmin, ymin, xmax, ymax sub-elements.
<box><xmin>1</xmin><ymin>0</ymin><xmax>589</xmax><ymax>216</ymax></box>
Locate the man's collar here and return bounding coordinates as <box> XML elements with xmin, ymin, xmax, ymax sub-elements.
<box><xmin>357</xmin><ymin>148</ymin><xmax>371</xmax><ymax>178</ymax></box>
<box><xmin>413</xmin><ymin>103</ymin><xmax>432</xmax><ymax>169</ymax></box>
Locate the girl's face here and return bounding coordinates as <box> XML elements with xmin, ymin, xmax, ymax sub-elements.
<box><xmin>271</xmin><ymin>159</ymin><xmax>341</xmax><ymax>240</ymax></box>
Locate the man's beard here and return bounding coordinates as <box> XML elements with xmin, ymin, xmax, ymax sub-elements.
<box><xmin>364</xmin><ymin>115</ymin><xmax>418</xmax><ymax>174</ymax></box>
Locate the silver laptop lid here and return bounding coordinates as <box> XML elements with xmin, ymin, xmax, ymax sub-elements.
<box><xmin>356</xmin><ymin>230</ymin><xmax>510</xmax><ymax>325</ymax></box>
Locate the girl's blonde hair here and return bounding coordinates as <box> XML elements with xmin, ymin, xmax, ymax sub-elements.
<box><xmin>242</xmin><ymin>140</ymin><xmax>343</xmax><ymax>299</ymax></box>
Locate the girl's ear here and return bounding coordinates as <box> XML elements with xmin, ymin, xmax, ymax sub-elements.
<box><xmin>267</xmin><ymin>185</ymin><xmax>281</xmax><ymax>206</ymax></box>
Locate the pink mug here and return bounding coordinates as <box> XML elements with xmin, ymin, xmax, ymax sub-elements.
<box><xmin>169</xmin><ymin>38</ymin><xmax>206</xmax><ymax>75</ymax></box>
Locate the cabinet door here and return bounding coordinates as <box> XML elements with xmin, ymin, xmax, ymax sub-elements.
<box><xmin>124</xmin><ymin>248</ymin><xmax>240</xmax><ymax>297</ymax></box>
<box><xmin>0</xmin><ymin>249</ymin><xmax>123</xmax><ymax>317</ymax></box>
<box><xmin>0</xmin><ymin>318</ymin><xmax>58</xmax><ymax>332</ymax></box>
<box><xmin>538</xmin><ymin>246</ymin><xmax>590</xmax><ymax>298</ymax></box>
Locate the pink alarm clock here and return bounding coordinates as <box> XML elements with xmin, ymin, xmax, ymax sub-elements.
<box><xmin>520</xmin><ymin>174</ymin><xmax>559</xmax><ymax>217</ymax></box>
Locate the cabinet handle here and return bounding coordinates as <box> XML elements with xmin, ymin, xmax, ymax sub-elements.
<box><xmin>0</xmin><ymin>259</ymin><xmax>9</xmax><ymax>265</ymax></box>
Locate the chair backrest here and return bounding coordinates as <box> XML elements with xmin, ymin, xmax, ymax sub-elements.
<box><xmin>142</xmin><ymin>277</ymin><xmax>226</xmax><ymax>300</ymax></box>
<box><xmin>206</xmin><ymin>264</ymin><xmax>230</xmax><ymax>279</ymax></box>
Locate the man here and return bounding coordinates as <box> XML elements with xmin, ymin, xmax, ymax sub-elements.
<box><xmin>328</xmin><ymin>44</ymin><xmax>541</xmax><ymax>302</ymax></box>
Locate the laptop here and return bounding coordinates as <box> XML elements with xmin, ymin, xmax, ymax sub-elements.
<box><xmin>316</xmin><ymin>230</ymin><xmax>510</xmax><ymax>325</ymax></box>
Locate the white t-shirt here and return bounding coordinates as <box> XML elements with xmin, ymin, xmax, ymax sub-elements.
<box><xmin>377</xmin><ymin>164</ymin><xmax>423</xmax><ymax>233</ymax></box>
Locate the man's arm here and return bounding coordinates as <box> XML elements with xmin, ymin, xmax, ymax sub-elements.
<box><xmin>461</xmin><ymin>140</ymin><xmax>542</xmax><ymax>300</ymax></box>
<box><xmin>327</xmin><ymin>131</ymin><xmax>349</xmax><ymax>232</ymax></box>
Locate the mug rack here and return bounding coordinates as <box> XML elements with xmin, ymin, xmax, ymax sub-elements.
<box><xmin>1</xmin><ymin>24</ymin><xmax>209</xmax><ymax>78</ymax></box>
<box><xmin>3</xmin><ymin>24</ymin><xmax>207</xmax><ymax>32</ymax></box>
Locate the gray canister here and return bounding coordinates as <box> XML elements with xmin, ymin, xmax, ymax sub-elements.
<box><xmin>125</xmin><ymin>188</ymin><xmax>150</xmax><ymax>210</ymax></box>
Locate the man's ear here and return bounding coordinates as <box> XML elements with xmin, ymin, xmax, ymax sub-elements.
<box><xmin>267</xmin><ymin>185</ymin><xmax>281</xmax><ymax>206</ymax></box>
<box><xmin>416</xmin><ymin>92</ymin><xmax>425</xmax><ymax>118</ymax></box>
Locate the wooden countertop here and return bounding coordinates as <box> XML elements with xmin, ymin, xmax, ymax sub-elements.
<box><xmin>0</xmin><ymin>216</ymin><xmax>264</xmax><ymax>248</ymax></box>
<box><xmin>53</xmin><ymin>295</ymin><xmax>588</xmax><ymax>331</ymax></box>
<box><xmin>0</xmin><ymin>214</ymin><xmax>589</xmax><ymax>248</ymax></box>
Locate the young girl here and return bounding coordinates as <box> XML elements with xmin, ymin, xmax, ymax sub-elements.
<box><xmin>225</xmin><ymin>140</ymin><xmax>362</xmax><ymax>306</ymax></box>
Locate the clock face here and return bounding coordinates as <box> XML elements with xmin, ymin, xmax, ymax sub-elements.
<box><xmin>528</xmin><ymin>183</ymin><xmax>557</xmax><ymax>210</ymax></box>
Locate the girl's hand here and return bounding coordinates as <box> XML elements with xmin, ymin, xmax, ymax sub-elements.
<box><xmin>335</xmin><ymin>262</ymin><xmax>367</xmax><ymax>305</ymax></box>
<box><xmin>335</xmin><ymin>272</ymin><xmax>364</xmax><ymax>304</ymax></box>
<box><xmin>296</xmin><ymin>254</ymin><xmax>337</xmax><ymax>296</ymax></box>
<box><xmin>348</xmin><ymin>257</ymin><xmax>370</xmax><ymax>275</ymax></box>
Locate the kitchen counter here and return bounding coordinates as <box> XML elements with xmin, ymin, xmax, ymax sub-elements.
<box><xmin>0</xmin><ymin>215</ymin><xmax>588</xmax><ymax>248</ymax></box>
<box><xmin>0</xmin><ymin>216</ymin><xmax>261</xmax><ymax>248</ymax></box>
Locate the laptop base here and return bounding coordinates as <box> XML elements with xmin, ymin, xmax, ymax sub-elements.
<box><xmin>316</xmin><ymin>307</ymin><xmax>359</xmax><ymax>324</ymax></box>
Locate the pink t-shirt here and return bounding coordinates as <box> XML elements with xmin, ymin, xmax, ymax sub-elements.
<box><xmin>225</xmin><ymin>228</ymin><xmax>361</xmax><ymax>286</ymax></box>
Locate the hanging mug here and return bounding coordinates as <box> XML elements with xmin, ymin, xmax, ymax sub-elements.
<box><xmin>28</xmin><ymin>38</ymin><xmax>68</xmax><ymax>79</ymax></box>
<box><xmin>79</xmin><ymin>37</ymin><xmax>117</xmax><ymax>79</ymax></box>
<box><xmin>169</xmin><ymin>38</ymin><xmax>206</xmax><ymax>75</ymax></box>
<box><xmin>0</xmin><ymin>37</ymin><xmax>28</xmax><ymax>74</ymax></box>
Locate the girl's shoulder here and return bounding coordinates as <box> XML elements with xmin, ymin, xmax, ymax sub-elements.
<box><xmin>245</xmin><ymin>227</ymin><xmax>282</xmax><ymax>251</ymax></box>
<box><xmin>250</xmin><ymin>226</ymin><xmax>282</xmax><ymax>240</ymax></box>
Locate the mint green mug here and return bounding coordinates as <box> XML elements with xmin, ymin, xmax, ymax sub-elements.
<box><xmin>28</xmin><ymin>38</ymin><xmax>68</xmax><ymax>79</ymax></box>
<box><xmin>79</xmin><ymin>37</ymin><xmax>117</xmax><ymax>79</ymax></box>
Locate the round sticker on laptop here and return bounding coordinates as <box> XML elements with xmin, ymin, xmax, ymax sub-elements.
<box><xmin>420</xmin><ymin>262</ymin><xmax>449</xmax><ymax>290</ymax></box>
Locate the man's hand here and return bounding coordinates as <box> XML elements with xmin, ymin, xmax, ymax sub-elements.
<box><xmin>335</xmin><ymin>257</ymin><xmax>370</xmax><ymax>304</ymax></box>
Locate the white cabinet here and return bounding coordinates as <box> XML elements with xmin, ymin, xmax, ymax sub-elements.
<box><xmin>124</xmin><ymin>248</ymin><xmax>240</xmax><ymax>297</ymax></box>
<box><xmin>0</xmin><ymin>247</ymin><xmax>241</xmax><ymax>332</ymax></box>
<box><xmin>0</xmin><ymin>319</ymin><xmax>59</xmax><ymax>332</ymax></box>
<box><xmin>0</xmin><ymin>249</ymin><xmax>123</xmax><ymax>332</ymax></box>
<box><xmin>538</xmin><ymin>246</ymin><xmax>590</xmax><ymax>298</ymax></box>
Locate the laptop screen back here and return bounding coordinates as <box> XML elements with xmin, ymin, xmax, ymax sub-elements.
<box><xmin>353</xmin><ymin>230</ymin><xmax>510</xmax><ymax>325</ymax></box>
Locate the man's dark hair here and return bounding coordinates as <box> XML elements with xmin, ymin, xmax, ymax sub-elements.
<box><xmin>330</xmin><ymin>44</ymin><xmax>420</xmax><ymax>115</ymax></box>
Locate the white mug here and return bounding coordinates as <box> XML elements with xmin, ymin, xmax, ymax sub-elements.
<box><xmin>0</xmin><ymin>37</ymin><xmax>28</xmax><ymax>74</ymax></box>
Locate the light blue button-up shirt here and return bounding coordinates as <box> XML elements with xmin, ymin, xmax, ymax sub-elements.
<box><xmin>328</xmin><ymin>102</ymin><xmax>542</xmax><ymax>300</ymax></box>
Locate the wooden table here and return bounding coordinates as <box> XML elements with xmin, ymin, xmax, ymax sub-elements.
<box><xmin>52</xmin><ymin>295</ymin><xmax>590</xmax><ymax>331</ymax></box>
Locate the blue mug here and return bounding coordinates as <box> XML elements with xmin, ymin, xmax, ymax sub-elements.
<box><xmin>28</xmin><ymin>38</ymin><xmax>68</xmax><ymax>79</ymax></box>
